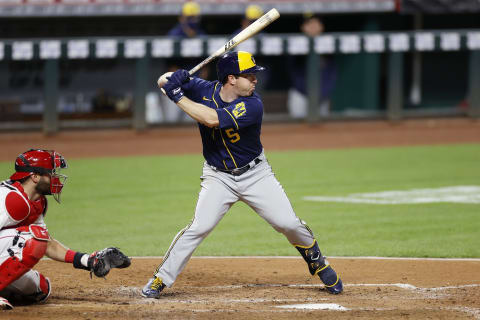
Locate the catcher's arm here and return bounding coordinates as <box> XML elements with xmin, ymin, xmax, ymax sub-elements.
<box><xmin>47</xmin><ymin>238</ymin><xmax>131</xmax><ymax>278</ymax></box>
<box><xmin>46</xmin><ymin>238</ymin><xmax>71</xmax><ymax>262</ymax></box>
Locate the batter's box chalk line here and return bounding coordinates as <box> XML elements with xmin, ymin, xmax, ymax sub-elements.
<box><xmin>207</xmin><ymin>283</ymin><xmax>480</xmax><ymax>291</ymax></box>
<box><xmin>117</xmin><ymin>283</ymin><xmax>480</xmax><ymax>295</ymax></box>
<box><xmin>276</xmin><ymin>303</ymin><xmax>349</xmax><ymax>311</ymax></box>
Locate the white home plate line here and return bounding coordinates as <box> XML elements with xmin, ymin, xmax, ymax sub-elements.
<box><xmin>133</xmin><ymin>298</ymin><xmax>320</xmax><ymax>304</ymax></box>
<box><xmin>276</xmin><ymin>303</ymin><xmax>349</xmax><ymax>311</ymax></box>
<box><xmin>448</xmin><ymin>306</ymin><xmax>480</xmax><ymax>319</ymax></box>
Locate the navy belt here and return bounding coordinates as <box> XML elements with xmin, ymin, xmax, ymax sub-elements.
<box><xmin>217</xmin><ymin>158</ymin><xmax>262</xmax><ymax>176</ymax></box>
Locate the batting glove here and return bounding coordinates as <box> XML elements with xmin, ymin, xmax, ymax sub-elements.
<box><xmin>163</xmin><ymin>82</ymin><xmax>185</xmax><ymax>103</ymax></box>
<box><xmin>167</xmin><ymin>69</ymin><xmax>190</xmax><ymax>86</ymax></box>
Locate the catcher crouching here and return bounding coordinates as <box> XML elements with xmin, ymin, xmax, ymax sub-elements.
<box><xmin>0</xmin><ymin>149</ymin><xmax>131</xmax><ymax>310</ymax></box>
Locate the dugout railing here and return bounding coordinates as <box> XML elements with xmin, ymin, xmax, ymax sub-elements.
<box><xmin>0</xmin><ymin>30</ymin><xmax>479</xmax><ymax>134</ymax></box>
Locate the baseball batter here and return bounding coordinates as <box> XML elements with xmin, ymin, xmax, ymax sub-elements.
<box><xmin>0</xmin><ymin>149</ymin><xmax>131</xmax><ymax>310</ymax></box>
<box><xmin>142</xmin><ymin>51</ymin><xmax>343</xmax><ymax>298</ymax></box>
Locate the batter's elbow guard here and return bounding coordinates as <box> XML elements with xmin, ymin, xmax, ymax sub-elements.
<box><xmin>295</xmin><ymin>240</ymin><xmax>327</xmax><ymax>276</ymax></box>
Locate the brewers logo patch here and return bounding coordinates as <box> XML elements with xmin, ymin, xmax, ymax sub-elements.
<box><xmin>232</xmin><ymin>102</ymin><xmax>246</xmax><ymax>118</ymax></box>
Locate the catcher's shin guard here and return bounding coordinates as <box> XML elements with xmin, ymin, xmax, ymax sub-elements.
<box><xmin>295</xmin><ymin>240</ymin><xmax>343</xmax><ymax>294</ymax></box>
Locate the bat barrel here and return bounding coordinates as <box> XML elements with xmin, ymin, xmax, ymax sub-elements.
<box><xmin>188</xmin><ymin>9</ymin><xmax>280</xmax><ymax>76</ymax></box>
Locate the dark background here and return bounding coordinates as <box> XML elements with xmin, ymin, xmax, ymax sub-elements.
<box><xmin>1</xmin><ymin>10</ymin><xmax>479</xmax><ymax>118</ymax></box>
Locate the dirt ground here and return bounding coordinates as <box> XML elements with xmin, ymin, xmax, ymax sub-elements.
<box><xmin>1</xmin><ymin>118</ymin><xmax>480</xmax><ymax>319</ymax></box>
<box><xmin>1</xmin><ymin>118</ymin><xmax>480</xmax><ymax>161</ymax></box>
<box><xmin>3</xmin><ymin>258</ymin><xmax>480</xmax><ymax>319</ymax></box>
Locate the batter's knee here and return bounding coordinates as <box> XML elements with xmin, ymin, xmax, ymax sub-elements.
<box><xmin>271</xmin><ymin>221</ymin><xmax>299</xmax><ymax>236</ymax></box>
<box><xmin>188</xmin><ymin>221</ymin><xmax>217</xmax><ymax>239</ymax></box>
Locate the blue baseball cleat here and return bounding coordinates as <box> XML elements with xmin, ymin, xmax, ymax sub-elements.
<box><xmin>318</xmin><ymin>263</ymin><xmax>343</xmax><ymax>294</ymax></box>
<box><xmin>141</xmin><ymin>277</ymin><xmax>166</xmax><ymax>299</ymax></box>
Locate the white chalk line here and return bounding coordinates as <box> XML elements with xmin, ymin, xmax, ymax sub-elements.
<box><xmin>45</xmin><ymin>283</ymin><xmax>480</xmax><ymax>318</ymax></box>
<box><xmin>132</xmin><ymin>297</ymin><xmax>322</xmax><ymax>304</ymax></box>
<box><xmin>44</xmin><ymin>301</ymin><xmax>480</xmax><ymax>319</ymax></box>
<box><xmin>202</xmin><ymin>283</ymin><xmax>480</xmax><ymax>291</ymax></box>
<box><xmin>276</xmin><ymin>303</ymin><xmax>348</xmax><ymax>311</ymax></box>
<box><xmin>113</xmin><ymin>283</ymin><xmax>480</xmax><ymax>296</ymax></box>
<box><xmin>130</xmin><ymin>256</ymin><xmax>480</xmax><ymax>261</ymax></box>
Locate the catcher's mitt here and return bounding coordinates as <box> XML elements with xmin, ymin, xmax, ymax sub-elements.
<box><xmin>88</xmin><ymin>247</ymin><xmax>131</xmax><ymax>278</ymax></box>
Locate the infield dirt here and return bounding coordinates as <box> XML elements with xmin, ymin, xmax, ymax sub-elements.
<box><xmin>1</xmin><ymin>118</ymin><xmax>480</xmax><ymax>319</ymax></box>
<box><xmin>3</xmin><ymin>257</ymin><xmax>480</xmax><ymax>319</ymax></box>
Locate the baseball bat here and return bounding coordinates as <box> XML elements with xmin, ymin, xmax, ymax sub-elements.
<box><xmin>160</xmin><ymin>8</ymin><xmax>279</xmax><ymax>94</ymax></box>
<box><xmin>188</xmin><ymin>8</ymin><xmax>280</xmax><ymax>75</ymax></box>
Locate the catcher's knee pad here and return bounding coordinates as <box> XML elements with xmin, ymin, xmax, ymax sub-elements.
<box><xmin>0</xmin><ymin>229</ymin><xmax>48</xmax><ymax>291</ymax></box>
<box><xmin>295</xmin><ymin>239</ymin><xmax>327</xmax><ymax>276</ymax></box>
<box><xmin>21</xmin><ymin>238</ymin><xmax>48</xmax><ymax>268</ymax></box>
<box><xmin>0</xmin><ymin>257</ymin><xmax>31</xmax><ymax>291</ymax></box>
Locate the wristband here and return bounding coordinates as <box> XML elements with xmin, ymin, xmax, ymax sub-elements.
<box><xmin>73</xmin><ymin>252</ymin><xmax>90</xmax><ymax>271</ymax></box>
<box><xmin>65</xmin><ymin>249</ymin><xmax>76</xmax><ymax>263</ymax></box>
<box><xmin>166</xmin><ymin>86</ymin><xmax>185</xmax><ymax>103</ymax></box>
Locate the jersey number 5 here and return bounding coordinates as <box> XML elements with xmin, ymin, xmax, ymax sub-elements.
<box><xmin>225</xmin><ymin>128</ymin><xmax>240</xmax><ymax>143</ymax></box>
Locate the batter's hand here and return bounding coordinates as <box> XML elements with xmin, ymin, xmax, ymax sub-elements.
<box><xmin>88</xmin><ymin>247</ymin><xmax>131</xmax><ymax>278</ymax></box>
<box><xmin>163</xmin><ymin>81</ymin><xmax>185</xmax><ymax>103</ymax></box>
<box><xmin>167</xmin><ymin>69</ymin><xmax>190</xmax><ymax>87</ymax></box>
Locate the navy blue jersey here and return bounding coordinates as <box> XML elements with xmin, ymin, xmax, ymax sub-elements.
<box><xmin>181</xmin><ymin>77</ymin><xmax>263</xmax><ymax>170</ymax></box>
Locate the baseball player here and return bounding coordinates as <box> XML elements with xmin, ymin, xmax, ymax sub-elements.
<box><xmin>0</xmin><ymin>149</ymin><xmax>131</xmax><ymax>310</ymax></box>
<box><xmin>142</xmin><ymin>51</ymin><xmax>343</xmax><ymax>298</ymax></box>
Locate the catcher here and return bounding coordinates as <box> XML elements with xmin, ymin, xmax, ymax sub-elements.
<box><xmin>0</xmin><ymin>149</ymin><xmax>131</xmax><ymax>310</ymax></box>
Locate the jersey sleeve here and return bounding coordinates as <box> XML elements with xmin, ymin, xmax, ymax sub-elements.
<box><xmin>216</xmin><ymin>95</ymin><xmax>263</xmax><ymax>130</ymax></box>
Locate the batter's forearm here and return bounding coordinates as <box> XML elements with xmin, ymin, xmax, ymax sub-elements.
<box><xmin>177</xmin><ymin>97</ymin><xmax>219</xmax><ymax>128</ymax></box>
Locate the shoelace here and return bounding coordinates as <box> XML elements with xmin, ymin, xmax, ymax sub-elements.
<box><xmin>151</xmin><ymin>278</ymin><xmax>163</xmax><ymax>290</ymax></box>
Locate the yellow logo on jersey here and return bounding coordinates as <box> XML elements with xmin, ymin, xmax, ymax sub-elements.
<box><xmin>232</xmin><ymin>102</ymin><xmax>246</xmax><ymax>118</ymax></box>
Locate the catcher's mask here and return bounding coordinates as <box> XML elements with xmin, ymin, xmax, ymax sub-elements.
<box><xmin>10</xmin><ymin>149</ymin><xmax>68</xmax><ymax>203</ymax></box>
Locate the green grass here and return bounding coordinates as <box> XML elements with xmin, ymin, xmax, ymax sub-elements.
<box><xmin>1</xmin><ymin>144</ymin><xmax>479</xmax><ymax>258</ymax></box>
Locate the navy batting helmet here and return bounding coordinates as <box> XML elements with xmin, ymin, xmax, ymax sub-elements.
<box><xmin>216</xmin><ymin>51</ymin><xmax>265</xmax><ymax>83</ymax></box>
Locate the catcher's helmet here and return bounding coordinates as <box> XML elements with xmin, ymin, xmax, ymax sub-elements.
<box><xmin>10</xmin><ymin>149</ymin><xmax>68</xmax><ymax>203</ymax></box>
<box><xmin>216</xmin><ymin>51</ymin><xmax>265</xmax><ymax>83</ymax></box>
